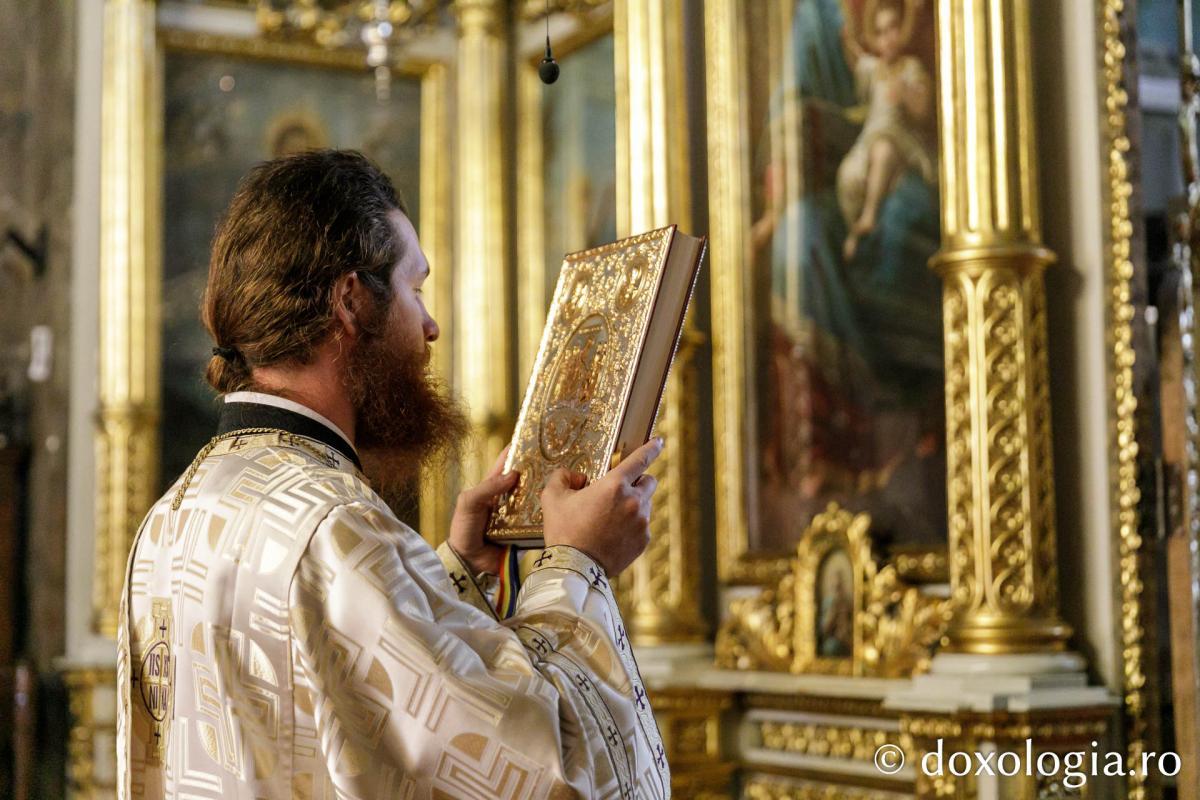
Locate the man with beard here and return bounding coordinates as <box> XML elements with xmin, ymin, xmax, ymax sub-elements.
<box><xmin>117</xmin><ymin>150</ymin><xmax>669</xmax><ymax>799</ymax></box>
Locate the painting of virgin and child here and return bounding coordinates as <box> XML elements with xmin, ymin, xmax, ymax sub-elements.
<box><xmin>749</xmin><ymin>0</ymin><xmax>946</xmax><ymax>552</ymax></box>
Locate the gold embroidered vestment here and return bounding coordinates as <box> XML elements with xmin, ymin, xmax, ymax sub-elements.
<box><xmin>116</xmin><ymin>430</ymin><xmax>669</xmax><ymax>798</ymax></box>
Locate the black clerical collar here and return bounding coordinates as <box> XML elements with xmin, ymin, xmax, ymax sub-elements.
<box><xmin>218</xmin><ymin>397</ymin><xmax>362</xmax><ymax>470</ymax></box>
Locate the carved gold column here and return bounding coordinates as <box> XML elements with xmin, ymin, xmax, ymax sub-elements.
<box><xmin>94</xmin><ymin>0</ymin><xmax>161</xmax><ymax>638</ymax></box>
<box><xmin>613</xmin><ymin>0</ymin><xmax>707</xmax><ymax>644</ymax></box>
<box><xmin>453</xmin><ymin>0</ymin><xmax>513</xmax><ymax>484</ymax></box>
<box><xmin>933</xmin><ymin>0</ymin><xmax>1071</xmax><ymax>654</ymax></box>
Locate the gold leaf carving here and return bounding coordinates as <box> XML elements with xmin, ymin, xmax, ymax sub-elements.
<box><xmin>860</xmin><ymin>565</ymin><xmax>952</xmax><ymax>678</ymax></box>
<box><xmin>1099</xmin><ymin>0</ymin><xmax>1150</xmax><ymax>796</ymax></box>
<box><xmin>715</xmin><ymin>574</ymin><xmax>795</xmax><ymax>672</ymax></box>
<box><xmin>716</xmin><ymin>504</ymin><xmax>950</xmax><ymax>677</ymax></box>
<box><xmin>758</xmin><ymin>718</ymin><xmax>911</xmax><ymax>765</ymax></box>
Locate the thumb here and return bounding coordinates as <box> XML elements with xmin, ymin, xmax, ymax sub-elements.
<box><xmin>609</xmin><ymin>437</ymin><xmax>665</xmax><ymax>483</ymax></box>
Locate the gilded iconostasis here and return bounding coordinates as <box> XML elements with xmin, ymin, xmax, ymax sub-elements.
<box><xmin>2</xmin><ymin>0</ymin><xmax>1200</xmax><ymax>798</ymax></box>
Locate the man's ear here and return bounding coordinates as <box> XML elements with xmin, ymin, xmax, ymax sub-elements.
<box><xmin>331</xmin><ymin>272</ymin><xmax>366</xmax><ymax>339</ymax></box>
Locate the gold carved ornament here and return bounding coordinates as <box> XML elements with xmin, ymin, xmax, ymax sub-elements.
<box><xmin>1098</xmin><ymin>0</ymin><xmax>1151</xmax><ymax>797</ymax></box>
<box><xmin>791</xmin><ymin>505</ymin><xmax>875</xmax><ymax>676</ymax></box>
<box><xmin>901</xmin><ymin>708</ymin><xmax>1111</xmax><ymax>800</ymax></box>
<box><xmin>716</xmin><ymin>503</ymin><xmax>952</xmax><ymax>678</ymax></box>
<box><xmin>758</xmin><ymin>718</ymin><xmax>911</xmax><ymax>766</ymax></box>
<box><xmin>913</xmin><ymin>0</ymin><xmax>1074</xmax><ymax>659</ymax></box>
<box><xmin>716</xmin><ymin>572</ymin><xmax>796</xmax><ymax>672</ymax></box>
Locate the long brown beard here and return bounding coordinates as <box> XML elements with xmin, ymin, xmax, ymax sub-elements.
<box><xmin>345</xmin><ymin>311</ymin><xmax>470</xmax><ymax>496</ymax></box>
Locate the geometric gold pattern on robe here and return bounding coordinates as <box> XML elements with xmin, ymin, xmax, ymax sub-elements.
<box><xmin>117</xmin><ymin>430</ymin><xmax>669</xmax><ymax>799</ymax></box>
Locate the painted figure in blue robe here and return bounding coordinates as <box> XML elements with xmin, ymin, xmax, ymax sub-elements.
<box><xmin>751</xmin><ymin>0</ymin><xmax>945</xmax><ymax>549</ymax></box>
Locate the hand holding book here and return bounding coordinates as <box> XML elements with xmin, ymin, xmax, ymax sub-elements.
<box><xmin>541</xmin><ymin>437</ymin><xmax>665</xmax><ymax>576</ymax></box>
<box><xmin>447</xmin><ymin>446</ymin><xmax>518</xmax><ymax>576</ymax></box>
<box><xmin>487</xmin><ymin>225</ymin><xmax>705</xmax><ymax>547</ymax></box>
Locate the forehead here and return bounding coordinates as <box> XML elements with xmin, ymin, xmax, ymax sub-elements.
<box><xmin>387</xmin><ymin>209</ymin><xmax>426</xmax><ymax>278</ymax></box>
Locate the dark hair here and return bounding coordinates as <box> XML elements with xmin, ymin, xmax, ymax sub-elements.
<box><xmin>202</xmin><ymin>149</ymin><xmax>407</xmax><ymax>393</ymax></box>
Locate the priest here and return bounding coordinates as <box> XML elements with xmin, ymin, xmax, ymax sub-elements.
<box><xmin>117</xmin><ymin>150</ymin><xmax>669</xmax><ymax>799</ymax></box>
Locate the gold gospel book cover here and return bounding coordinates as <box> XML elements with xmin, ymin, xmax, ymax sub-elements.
<box><xmin>486</xmin><ymin>225</ymin><xmax>706</xmax><ymax>546</ymax></box>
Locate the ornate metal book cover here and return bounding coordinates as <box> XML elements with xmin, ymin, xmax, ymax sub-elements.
<box><xmin>487</xmin><ymin>225</ymin><xmax>704</xmax><ymax>546</ymax></box>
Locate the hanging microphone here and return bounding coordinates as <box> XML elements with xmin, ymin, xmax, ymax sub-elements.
<box><xmin>539</xmin><ymin>1</ymin><xmax>559</xmax><ymax>84</ymax></box>
<box><xmin>539</xmin><ymin>39</ymin><xmax>560</xmax><ymax>84</ymax></box>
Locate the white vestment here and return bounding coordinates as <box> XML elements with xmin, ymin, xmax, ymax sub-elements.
<box><xmin>116</xmin><ymin>400</ymin><xmax>669</xmax><ymax>799</ymax></box>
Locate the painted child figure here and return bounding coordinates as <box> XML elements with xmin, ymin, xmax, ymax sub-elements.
<box><xmin>837</xmin><ymin>0</ymin><xmax>936</xmax><ymax>262</ymax></box>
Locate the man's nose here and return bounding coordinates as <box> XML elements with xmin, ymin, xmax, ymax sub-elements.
<box><xmin>424</xmin><ymin>314</ymin><xmax>440</xmax><ymax>342</ymax></box>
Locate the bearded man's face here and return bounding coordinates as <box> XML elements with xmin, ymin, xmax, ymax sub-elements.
<box><xmin>345</xmin><ymin>210</ymin><xmax>469</xmax><ymax>488</ymax></box>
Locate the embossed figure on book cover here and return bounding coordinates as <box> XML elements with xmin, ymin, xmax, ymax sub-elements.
<box><xmin>489</xmin><ymin>226</ymin><xmax>685</xmax><ymax>544</ymax></box>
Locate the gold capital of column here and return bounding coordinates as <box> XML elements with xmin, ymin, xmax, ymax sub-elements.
<box><xmin>934</xmin><ymin>0</ymin><xmax>1071</xmax><ymax>654</ymax></box>
<box><xmin>454</xmin><ymin>0</ymin><xmax>503</xmax><ymax>34</ymax></box>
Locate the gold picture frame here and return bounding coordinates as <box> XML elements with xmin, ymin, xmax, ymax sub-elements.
<box><xmin>706</xmin><ymin>0</ymin><xmax>945</xmax><ymax>585</ymax></box>
<box><xmin>93</xmin><ymin>4</ymin><xmax>454</xmax><ymax>635</ymax></box>
<box><xmin>1098</xmin><ymin>0</ymin><xmax>1152</xmax><ymax>795</ymax></box>
<box><xmin>792</xmin><ymin>504</ymin><xmax>873</xmax><ymax>676</ymax></box>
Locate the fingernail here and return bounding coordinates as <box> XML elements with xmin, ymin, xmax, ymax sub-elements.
<box><xmin>656</xmin><ymin>436</ymin><xmax>665</xmax><ymax>447</ymax></box>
